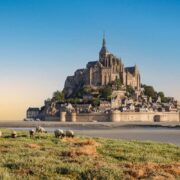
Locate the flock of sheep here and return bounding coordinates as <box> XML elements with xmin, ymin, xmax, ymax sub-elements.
<box><xmin>0</xmin><ymin>126</ymin><xmax>74</xmax><ymax>139</ymax></box>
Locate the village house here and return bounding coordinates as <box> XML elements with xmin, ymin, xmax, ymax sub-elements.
<box><xmin>26</xmin><ymin>108</ymin><xmax>40</xmax><ymax>120</ymax></box>
<box><xmin>99</xmin><ymin>101</ymin><xmax>111</xmax><ymax>112</ymax></box>
<box><xmin>74</xmin><ymin>104</ymin><xmax>92</xmax><ymax>113</ymax></box>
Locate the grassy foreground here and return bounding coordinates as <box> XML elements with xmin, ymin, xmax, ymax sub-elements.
<box><xmin>0</xmin><ymin>129</ymin><xmax>179</xmax><ymax>180</ymax></box>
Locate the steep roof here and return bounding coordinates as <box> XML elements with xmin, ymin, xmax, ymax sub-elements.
<box><xmin>27</xmin><ymin>107</ymin><xmax>40</xmax><ymax>111</ymax></box>
<box><xmin>76</xmin><ymin>69</ymin><xmax>85</xmax><ymax>72</ymax></box>
<box><xmin>87</xmin><ymin>61</ymin><xmax>98</xmax><ymax>66</ymax></box>
<box><xmin>87</xmin><ymin>61</ymin><xmax>103</xmax><ymax>68</ymax></box>
<box><xmin>125</xmin><ymin>66</ymin><xmax>136</xmax><ymax>74</ymax></box>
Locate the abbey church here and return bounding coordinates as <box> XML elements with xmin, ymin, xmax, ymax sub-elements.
<box><xmin>64</xmin><ymin>36</ymin><xmax>141</xmax><ymax>97</ymax></box>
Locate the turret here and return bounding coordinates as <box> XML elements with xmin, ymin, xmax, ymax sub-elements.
<box><xmin>134</xmin><ymin>64</ymin><xmax>138</xmax><ymax>74</ymax></box>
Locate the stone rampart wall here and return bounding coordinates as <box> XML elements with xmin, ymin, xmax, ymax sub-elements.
<box><xmin>67</xmin><ymin>113</ymin><xmax>109</xmax><ymax>122</ymax></box>
<box><xmin>110</xmin><ymin>111</ymin><xmax>180</xmax><ymax>122</ymax></box>
<box><xmin>45</xmin><ymin>112</ymin><xmax>180</xmax><ymax>122</ymax></box>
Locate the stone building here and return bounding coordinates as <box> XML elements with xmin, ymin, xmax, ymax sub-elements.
<box><xmin>26</xmin><ymin>107</ymin><xmax>40</xmax><ymax>120</ymax></box>
<box><xmin>64</xmin><ymin>36</ymin><xmax>141</xmax><ymax>97</ymax></box>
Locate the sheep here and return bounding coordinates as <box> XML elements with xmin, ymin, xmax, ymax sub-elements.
<box><xmin>0</xmin><ymin>131</ymin><xmax>2</xmax><ymax>137</ymax></box>
<box><xmin>36</xmin><ymin>126</ymin><xmax>47</xmax><ymax>133</ymax></box>
<box><xmin>29</xmin><ymin>129</ymin><xmax>35</xmax><ymax>138</ymax></box>
<box><xmin>54</xmin><ymin>129</ymin><xmax>65</xmax><ymax>138</ymax></box>
<box><xmin>11</xmin><ymin>131</ymin><xmax>17</xmax><ymax>138</ymax></box>
<box><xmin>65</xmin><ymin>130</ymin><xmax>74</xmax><ymax>138</ymax></box>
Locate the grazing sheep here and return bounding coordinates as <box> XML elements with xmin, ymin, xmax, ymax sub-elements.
<box><xmin>54</xmin><ymin>129</ymin><xmax>65</xmax><ymax>138</ymax></box>
<box><xmin>29</xmin><ymin>129</ymin><xmax>35</xmax><ymax>137</ymax></box>
<box><xmin>36</xmin><ymin>126</ymin><xmax>47</xmax><ymax>133</ymax></box>
<box><xmin>11</xmin><ymin>131</ymin><xmax>17</xmax><ymax>138</ymax></box>
<box><xmin>0</xmin><ymin>131</ymin><xmax>2</xmax><ymax>137</ymax></box>
<box><xmin>65</xmin><ymin>130</ymin><xmax>74</xmax><ymax>138</ymax></box>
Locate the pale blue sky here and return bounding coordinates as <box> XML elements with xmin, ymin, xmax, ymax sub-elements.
<box><xmin>0</xmin><ymin>0</ymin><xmax>180</xmax><ymax>120</ymax></box>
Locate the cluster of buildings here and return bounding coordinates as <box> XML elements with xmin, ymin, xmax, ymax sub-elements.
<box><xmin>111</xmin><ymin>90</ymin><xmax>180</xmax><ymax>113</ymax></box>
<box><xmin>27</xmin><ymin>90</ymin><xmax>180</xmax><ymax>120</ymax></box>
<box><xmin>26</xmin><ymin>37</ymin><xmax>180</xmax><ymax>120</ymax></box>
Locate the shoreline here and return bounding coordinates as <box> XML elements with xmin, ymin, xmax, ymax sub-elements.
<box><xmin>0</xmin><ymin>121</ymin><xmax>179</xmax><ymax>130</ymax></box>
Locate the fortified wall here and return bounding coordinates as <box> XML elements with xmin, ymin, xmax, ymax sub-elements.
<box><xmin>52</xmin><ymin>111</ymin><xmax>180</xmax><ymax>122</ymax></box>
<box><xmin>110</xmin><ymin>111</ymin><xmax>180</xmax><ymax>122</ymax></box>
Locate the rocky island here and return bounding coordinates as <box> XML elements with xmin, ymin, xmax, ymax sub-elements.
<box><xmin>26</xmin><ymin>36</ymin><xmax>180</xmax><ymax>122</ymax></box>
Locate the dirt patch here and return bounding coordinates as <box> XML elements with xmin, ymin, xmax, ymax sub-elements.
<box><xmin>74</xmin><ymin>139</ymin><xmax>98</xmax><ymax>147</ymax></box>
<box><xmin>61</xmin><ymin>137</ymin><xmax>77</xmax><ymax>143</ymax></box>
<box><xmin>62</xmin><ymin>145</ymin><xmax>97</xmax><ymax>158</ymax></box>
<box><xmin>74</xmin><ymin>145</ymin><xmax>97</xmax><ymax>156</ymax></box>
<box><xmin>0</xmin><ymin>147</ymin><xmax>9</xmax><ymax>153</ymax></box>
<box><xmin>26</xmin><ymin>144</ymin><xmax>41</xmax><ymax>149</ymax></box>
<box><xmin>61</xmin><ymin>138</ymin><xmax>98</xmax><ymax>158</ymax></box>
<box><xmin>15</xmin><ymin>168</ymin><xmax>34</xmax><ymax>176</ymax></box>
<box><xmin>121</xmin><ymin>162</ymin><xmax>180</xmax><ymax>179</ymax></box>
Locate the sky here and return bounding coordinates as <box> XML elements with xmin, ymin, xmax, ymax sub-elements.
<box><xmin>0</xmin><ymin>0</ymin><xmax>180</xmax><ymax>120</ymax></box>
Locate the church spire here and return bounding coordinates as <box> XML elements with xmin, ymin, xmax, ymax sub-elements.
<box><xmin>99</xmin><ymin>32</ymin><xmax>108</xmax><ymax>60</ymax></box>
<box><xmin>102</xmin><ymin>32</ymin><xmax>106</xmax><ymax>48</ymax></box>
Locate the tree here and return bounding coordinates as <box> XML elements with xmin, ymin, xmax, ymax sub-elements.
<box><xmin>53</xmin><ymin>90</ymin><xmax>65</xmax><ymax>102</ymax></box>
<box><xmin>92</xmin><ymin>98</ymin><xmax>100</xmax><ymax>107</ymax></box>
<box><xmin>100</xmin><ymin>86</ymin><xmax>112</xmax><ymax>100</ymax></box>
<box><xmin>143</xmin><ymin>85</ymin><xmax>169</xmax><ymax>103</ymax></box>
<box><xmin>162</xmin><ymin>97</ymin><xmax>170</xmax><ymax>103</ymax></box>
<box><xmin>113</xmin><ymin>78</ymin><xmax>122</xmax><ymax>90</ymax></box>
<box><xmin>75</xmin><ymin>86</ymin><xmax>92</xmax><ymax>98</ymax></box>
<box><xmin>126</xmin><ymin>85</ymin><xmax>135</xmax><ymax>95</ymax></box>
<box><xmin>143</xmin><ymin>85</ymin><xmax>157</xmax><ymax>98</ymax></box>
<box><xmin>157</xmin><ymin>91</ymin><xmax>169</xmax><ymax>103</ymax></box>
<box><xmin>68</xmin><ymin>98</ymin><xmax>81</xmax><ymax>104</ymax></box>
<box><xmin>83</xmin><ymin>86</ymin><xmax>92</xmax><ymax>94</ymax></box>
<box><xmin>157</xmin><ymin>91</ymin><xmax>164</xmax><ymax>99</ymax></box>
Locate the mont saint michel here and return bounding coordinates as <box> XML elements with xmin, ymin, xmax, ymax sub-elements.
<box><xmin>26</xmin><ymin>37</ymin><xmax>180</xmax><ymax>122</ymax></box>
<box><xmin>64</xmin><ymin>36</ymin><xmax>141</xmax><ymax>98</ymax></box>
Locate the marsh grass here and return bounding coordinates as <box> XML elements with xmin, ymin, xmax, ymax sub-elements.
<box><xmin>0</xmin><ymin>128</ymin><xmax>179</xmax><ymax>179</ymax></box>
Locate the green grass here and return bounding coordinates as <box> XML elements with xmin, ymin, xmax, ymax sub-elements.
<box><xmin>0</xmin><ymin>129</ymin><xmax>179</xmax><ymax>180</ymax></box>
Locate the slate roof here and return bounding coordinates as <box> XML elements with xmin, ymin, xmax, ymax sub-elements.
<box><xmin>76</xmin><ymin>69</ymin><xmax>85</xmax><ymax>72</ymax></box>
<box><xmin>87</xmin><ymin>61</ymin><xmax>98</xmax><ymax>67</ymax></box>
<box><xmin>125</xmin><ymin>66</ymin><xmax>136</xmax><ymax>74</ymax></box>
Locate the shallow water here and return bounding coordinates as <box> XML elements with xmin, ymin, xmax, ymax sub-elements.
<box><xmin>11</xmin><ymin>127</ymin><xmax>180</xmax><ymax>145</ymax></box>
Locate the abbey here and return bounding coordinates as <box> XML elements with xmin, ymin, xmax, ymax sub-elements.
<box><xmin>64</xmin><ymin>36</ymin><xmax>141</xmax><ymax>97</ymax></box>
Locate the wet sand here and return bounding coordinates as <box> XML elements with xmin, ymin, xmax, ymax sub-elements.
<box><xmin>0</xmin><ymin>121</ymin><xmax>180</xmax><ymax>145</ymax></box>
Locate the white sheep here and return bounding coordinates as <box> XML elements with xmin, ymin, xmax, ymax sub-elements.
<box><xmin>36</xmin><ymin>126</ymin><xmax>47</xmax><ymax>133</ymax></box>
<box><xmin>54</xmin><ymin>129</ymin><xmax>65</xmax><ymax>138</ymax></box>
<box><xmin>11</xmin><ymin>131</ymin><xmax>17</xmax><ymax>138</ymax></box>
<box><xmin>29</xmin><ymin>129</ymin><xmax>35</xmax><ymax>137</ymax></box>
<box><xmin>65</xmin><ymin>130</ymin><xmax>74</xmax><ymax>138</ymax></box>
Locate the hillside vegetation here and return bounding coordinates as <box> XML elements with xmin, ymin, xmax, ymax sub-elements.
<box><xmin>0</xmin><ymin>129</ymin><xmax>180</xmax><ymax>179</ymax></box>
